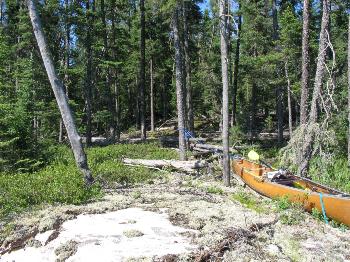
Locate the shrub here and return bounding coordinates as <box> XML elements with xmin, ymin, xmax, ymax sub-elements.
<box><xmin>0</xmin><ymin>143</ymin><xmax>177</xmax><ymax>219</ymax></box>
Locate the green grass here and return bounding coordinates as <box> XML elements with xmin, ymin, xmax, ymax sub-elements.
<box><xmin>271</xmin><ymin>196</ymin><xmax>305</xmax><ymax>225</ymax></box>
<box><xmin>309</xmin><ymin>157</ymin><xmax>350</xmax><ymax>194</ymax></box>
<box><xmin>206</xmin><ymin>186</ymin><xmax>224</xmax><ymax>195</ymax></box>
<box><xmin>231</xmin><ymin>191</ymin><xmax>267</xmax><ymax>213</ymax></box>
<box><xmin>0</xmin><ymin>143</ymin><xmax>178</xmax><ymax>220</ymax></box>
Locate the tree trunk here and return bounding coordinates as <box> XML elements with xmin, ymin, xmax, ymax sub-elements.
<box><xmin>150</xmin><ymin>58</ymin><xmax>155</xmax><ymax>132</ymax></box>
<box><xmin>0</xmin><ymin>0</ymin><xmax>4</xmax><ymax>25</ymax></box>
<box><xmin>139</xmin><ymin>0</ymin><xmax>146</xmax><ymax>140</ymax></box>
<box><xmin>173</xmin><ymin>3</ymin><xmax>186</xmax><ymax>161</ymax></box>
<box><xmin>84</xmin><ymin>0</ymin><xmax>94</xmax><ymax>147</ymax></box>
<box><xmin>272</xmin><ymin>0</ymin><xmax>283</xmax><ymax>145</ymax></box>
<box><xmin>219</xmin><ymin>0</ymin><xmax>230</xmax><ymax>186</ymax></box>
<box><xmin>285</xmin><ymin>60</ymin><xmax>293</xmax><ymax>138</ymax></box>
<box><xmin>348</xmin><ymin>15</ymin><xmax>350</xmax><ymax>167</ymax></box>
<box><xmin>249</xmin><ymin>82</ymin><xmax>257</xmax><ymax>138</ymax></box>
<box><xmin>183</xmin><ymin>0</ymin><xmax>194</xmax><ymax>134</ymax></box>
<box><xmin>300</xmin><ymin>0</ymin><xmax>310</xmax><ymax>125</ymax></box>
<box><xmin>122</xmin><ymin>158</ymin><xmax>208</xmax><ymax>174</ymax></box>
<box><xmin>28</xmin><ymin>0</ymin><xmax>93</xmax><ymax>185</ymax></box>
<box><xmin>309</xmin><ymin>0</ymin><xmax>329</xmax><ymax>124</ymax></box>
<box><xmin>231</xmin><ymin>9</ymin><xmax>241</xmax><ymax>127</ymax></box>
<box><xmin>101</xmin><ymin>0</ymin><xmax>116</xmax><ymax>141</ymax></box>
<box><xmin>111</xmin><ymin>0</ymin><xmax>120</xmax><ymax>141</ymax></box>
<box><xmin>162</xmin><ymin>75</ymin><xmax>168</xmax><ymax>120</ymax></box>
<box><xmin>59</xmin><ymin>0</ymin><xmax>70</xmax><ymax>143</ymax></box>
<box><xmin>298</xmin><ymin>0</ymin><xmax>330</xmax><ymax>176</ymax></box>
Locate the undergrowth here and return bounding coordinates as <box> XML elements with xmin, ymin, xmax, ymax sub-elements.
<box><xmin>309</xmin><ymin>157</ymin><xmax>350</xmax><ymax>194</ymax></box>
<box><xmin>0</xmin><ymin>143</ymin><xmax>177</xmax><ymax>220</ymax></box>
<box><xmin>231</xmin><ymin>191</ymin><xmax>267</xmax><ymax>213</ymax></box>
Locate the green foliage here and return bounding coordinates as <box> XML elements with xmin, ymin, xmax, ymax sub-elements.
<box><xmin>264</xmin><ymin>116</ymin><xmax>274</xmax><ymax>132</ymax></box>
<box><xmin>0</xmin><ymin>143</ymin><xmax>176</xmax><ymax>219</ymax></box>
<box><xmin>274</xmin><ymin>196</ymin><xmax>292</xmax><ymax>211</ymax></box>
<box><xmin>273</xmin><ymin>196</ymin><xmax>305</xmax><ymax>225</ymax></box>
<box><xmin>0</xmin><ymin>163</ymin><xmax>101</xmax><ymax>219</ymax></box>
<box><xmin>206</xmin><ymin>186</ymin><xmax>224</xmax><ymax>195</ymax></box>
<box><xmin>229</xmin><ymin>125</ymin><xmax>245</xmax><ymax>145</ymax></box>
<box><xmin>311</xmin><ymin>207</ymin><xmax>323</xmax><ymax>221</ymax></box>
<box><xmin>231</xmin><ymin>191</ymin><xmax>266</xmax><ymax>213</ymax></box>
<box><xmin>309</xmin><ymin>156</ymin><xmax>350</xmax><ymax>194</ymax></box>
<box><xmin>88</xmin><ymin>143</ymin><xmax>176</xmax><ymax>186</ymax></box>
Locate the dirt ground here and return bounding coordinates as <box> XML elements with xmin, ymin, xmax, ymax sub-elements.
<box><xmin>0</xmin><ymin>171</ymin><xmax>349</xmax><ymax>262</ymax></box>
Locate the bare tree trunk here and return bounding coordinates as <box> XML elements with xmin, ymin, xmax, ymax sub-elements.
<box><xmin>219</xmin><ymin>0</ymin><xmax>230</xmax><ymax>186</ymax></box>
<box><xmin>111</xmin><ymin>0</ymin><xmax>120</xmax><ymax>141</ymax></box>
<box><xmin>59</xmin><ymin>0</ymin><xmax>70</xmax><ymax>143</ymax></box>
<box><xmin>348</xmin><ymin>15</ymin><xmax>350</xmax><ymax>167</ymax></box>
<box><xmin>300</xmin><ymin>0</ymin><xmax>310</xmax><ymax>125</ymax></box>
<box><xmin>285</xmin><ymin>60</ymin><xmax>293</xmax><ymax>138</ymax></box>
<box><xmin>162</xmin><ymin>75</ymin><xmax>168</xmax><ymax>120</ymax></box>
<box><xmin>101</xmin><ymin>0</ymin><xmax>116</xmax><ymax>141</ymax></box>
<box><xmin>272</xmin><ymin>0</ymin><xmax>283</xmax><ymax>145</ymax></box>
<box><xmin>85</xmin><ymin>0</ymin><xmax>94</xmax><ymax>147</ymax></box>
<box><xmin>139</xmin><ymin>0</ymin><xmax>146</xmax><ymax>140</ymax></box>
<box><xmin>309</xmin><ymin>0</ymin><xmax>329</xmax><ymax>124</ymax></box>
<box><xmin>173</xmin><ymin>3</ymin><xmax>186</xmax><ymax>161</ymax></box>
<box><xmin>0</xmin><ymin>0</ymin><xmax>4</xmax><ymax>25</ymax></box>
<box><xmin>231</xmin><ymin>9</ymin><xmax>241</xmax><ymax>127</ymax></box>
<box><xmin>298</xmin><ymin>0</ymin><xmax>330</xmax><ymax>176</ymax></box>
<box><xmin>28</xmin><ymin>0</ymin><xmax>93</xmax><ymax>185</ymax></box>
<box><xmin>249</xmin><ymin>82</ymin><xmax>257</xmax><ymax>138</ymax></box>
<box><xmin>150</xmin><ymin>58</ymin><xmax>155</xmax><ymax>132</ymax></box>
<box><xmin>183</xmin><ymin>0</ymin><xmax>194</xmax><ymax>134</ymax></box>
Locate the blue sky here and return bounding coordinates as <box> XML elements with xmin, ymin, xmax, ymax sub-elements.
<box><xmin>198</xmin><ymin>1</ymin><xmax>210</xmax><ymax>12</ymax></box>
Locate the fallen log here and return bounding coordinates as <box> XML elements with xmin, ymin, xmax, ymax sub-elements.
<box><xmin>122</xmin><ymin>158</ymin><xmax>208</xmax><ymax>173</ymax></box>
<box><xmin>191</xmin><ymin>143</ymin><xmax>237</xmax><ymax>153</ymax></box>
<box><xmin>192</xmin><ymin>143</ymin><xmax>259</xmax><ymax>153</ymax></box>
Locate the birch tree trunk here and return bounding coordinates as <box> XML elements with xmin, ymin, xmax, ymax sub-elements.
<box><xmin>219</xmin><ymin>0</ymin><xmax>230</xmax><ymax>186</ymax></box>
<box><xmin>348</xmin><ymin>15</ymin><xmax>350</xmax><ymax>167</ymax></box>
<box><xmin>150</xmin><ymin>58</ymin><xmax>155</xmax><ymax>132</ymax></box>
<box><xmin>298</xmin><ymin>0</ymin><xmax>330</xmax><ymax>176</ymax></box>
<box><xmin>231</xmin><ymin>8</ymin><xmax>241</xmax><ymax>127</ymax></box>
<box><xmin>300</xmin><ymin>0</ymin><xmax>310</xmax><ymax>125</ymax></box>
<box><xmin>173</xmin><ymin>3</ymin><xmax>186</xmax><ymax>161</ymax></box>
<box><xmin>28</xmin><ymin>0</ymin><xmax>93</xmax><ymax>185</ymax></box>
<box><xmin>139</xmin><ymin>0</ymin><xmax>146</xmax><ymax>140</ymax></box>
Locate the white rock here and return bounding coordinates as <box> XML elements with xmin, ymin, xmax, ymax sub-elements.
<box><xmin>1</xmin><ymin>208</ymin><xmax>197</xmax><ymax>262</ymax></box>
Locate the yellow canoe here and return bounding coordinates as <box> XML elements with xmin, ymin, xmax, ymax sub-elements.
<box><xmin>231</xmin><ymin>157</ymin><xmax>350</xmax><ymax>226</ymax></box>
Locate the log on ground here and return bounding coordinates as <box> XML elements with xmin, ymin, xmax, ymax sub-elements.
<box><xmin>122</xmin><ymin>158</ymin><xmax>208</xmax><ymax>173</ymax></box>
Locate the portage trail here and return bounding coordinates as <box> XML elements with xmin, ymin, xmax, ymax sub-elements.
<box><xmin>1</xmin><ymin>172</ymin><xmax>349</xmax><ymax>262</ymax></box>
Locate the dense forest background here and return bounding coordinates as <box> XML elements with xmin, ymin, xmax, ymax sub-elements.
<box><xmin>1</xmin><ymin>0</ymin><xmax>350</xmax><ymax>189</ymax></box>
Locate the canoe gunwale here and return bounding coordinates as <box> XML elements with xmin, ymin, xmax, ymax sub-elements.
<box><xmin>236</xmin><ymin>159</ymin><xmax>350</xmax><ymax>199</ymax></box>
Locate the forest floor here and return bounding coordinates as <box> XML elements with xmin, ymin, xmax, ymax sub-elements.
<box><xmin>1</xmin><ymin>168</ymin><xmax>349</xmax><ymax>262</ymax></box>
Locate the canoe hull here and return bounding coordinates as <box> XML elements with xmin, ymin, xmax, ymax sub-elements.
<box><xmin>232</xmin><ymin>158</ymin><xmax>350</xmax><ymax>227</ymax></box>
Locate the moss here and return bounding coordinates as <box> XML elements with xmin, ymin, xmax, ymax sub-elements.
<box><xmin>54</xmin><ymin>240</ymin><xmax>79</xmax><ymax>262</ymax></box>
<box><xmin>123</xmin><ymin>229</ymin><xmax>144</xmax><ymax>238</ymax></box>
